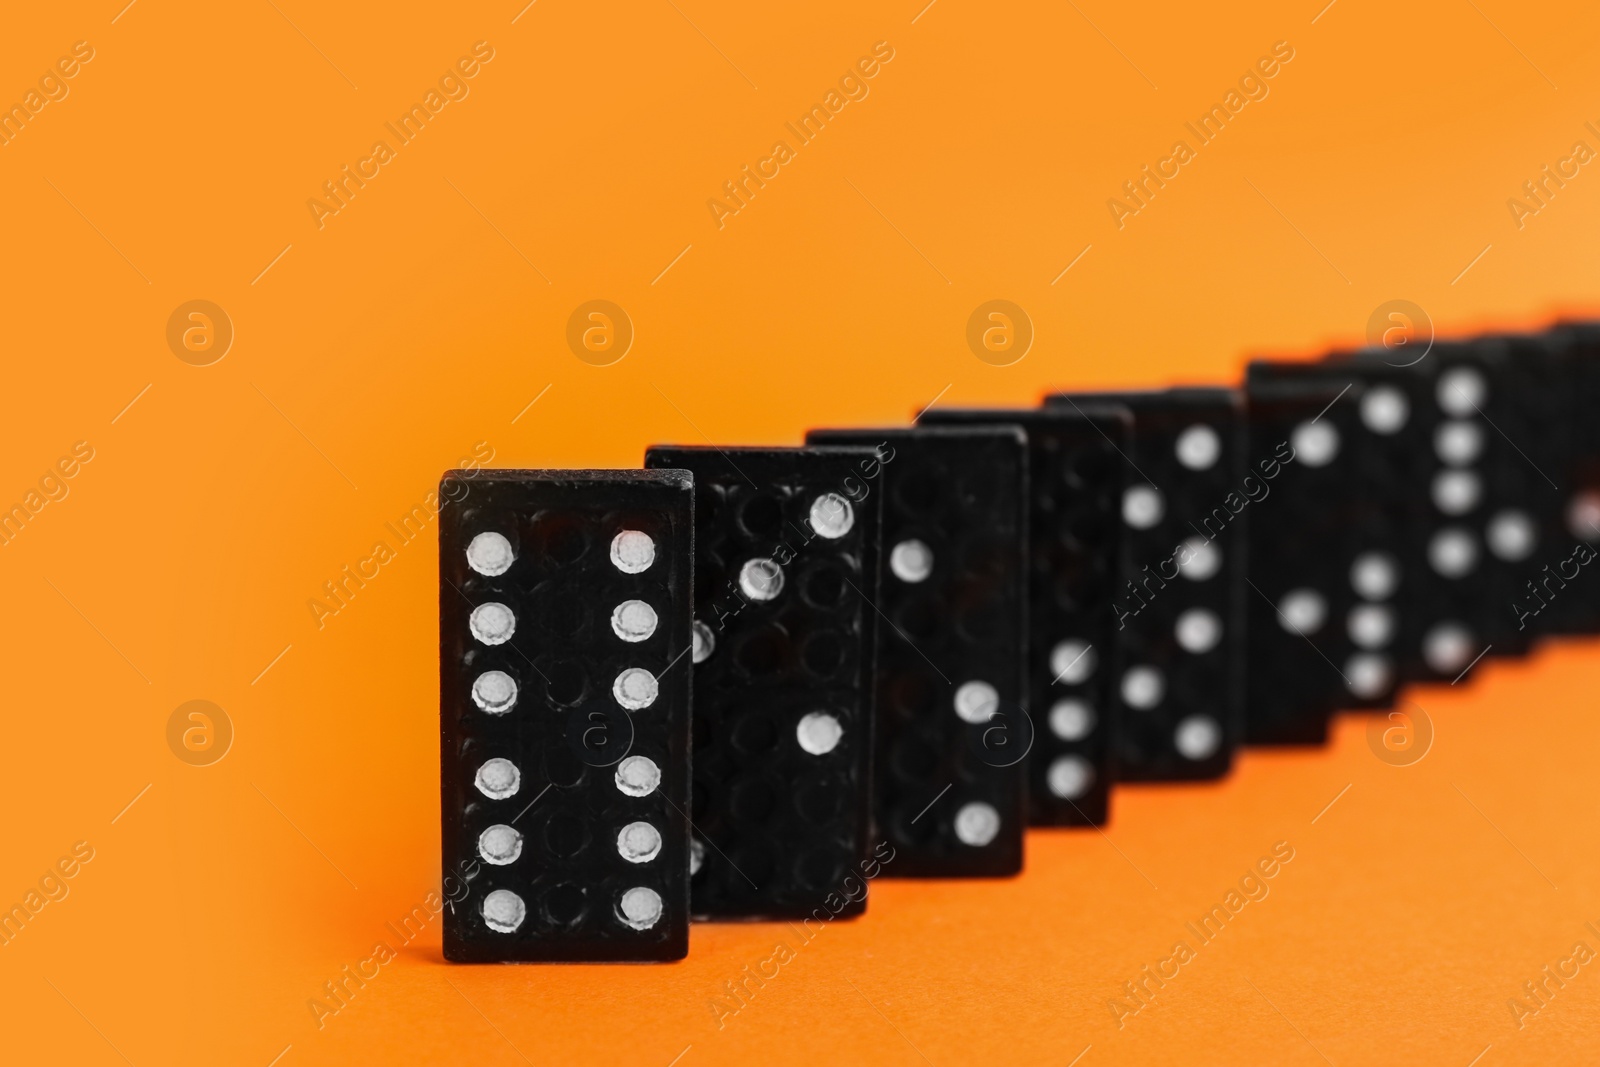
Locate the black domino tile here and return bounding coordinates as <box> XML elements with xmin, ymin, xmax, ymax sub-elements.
<box><xmin>1244</xmin><ymin>366</ymin><xmax>1404</xmax><ymax>743</ymax></box>
<box><xmin>1412</xmin><ymin>335</ymin><xmax>1579</xmax><ymax>649</ymax></box>
<box><xmin>807</xmin><ymin>426</ymin><xmax>1028</xmax><ymax>877</ymax></box>
<box><xmin>642</xmin><ymin>446</ymin><xmax>880</xmax><ymax>920</ymax></box>
<box><xmin>1045</xmin><ymin>389</ymin><xmax>1245</xmax><ymax>781</ymax></box>
<box><xmin>440</xmin><ymin>470</ymin><xmax>692</xmax><ymax>963</ymax></box>
<box><xmin>917</xmin><ymin>405</ymin><xmax>1127</xmax><ymax>826</ymax></box>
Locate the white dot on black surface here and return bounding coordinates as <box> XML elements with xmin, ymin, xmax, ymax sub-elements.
<box><xmin>692</xmin><ymin>620</ymin><xmax>715</xmax><ymax>663</ymax></box>
<box><xmin>482</xmin><ymin>889</ymin><xmax>525</xmax><ymax>933</ymax></box>
<box><xmin>1177</xmin><ymin>537</ymin><xmax>1221</xmax><ymax>581</ymax></box>
<box><xmin>610</xmin><ymin>530</ymin><xmax>656</xmax><ymax>574</ymax></box>
<box><xmin>614</xmin><ymin>755</ymin><xmax>660</xmax><ymax>797</ymax></box>
<box><xmin>472</xmin><ymin>671</ymin><xmax>518</xmax><ymax>714</ymax></box>
<box><xmin>478</xmin><ymin>824</ymin><xmax>522</xmax><ymax>865</ymax></box>
<box><xmin>890</xmin><ymin>539</ymin><xmax>934</xmax><ymax>583</ymax></box>
<box><xmin>1350</xmin><ymin>552</ymin><xmax>1400</xmax><ymax>600</ymax></box>
<box><xmin>611</xmin><ymin>599</ymin><xmax>658</xmax><ymax>642</ymax></box>
<box><xmin>469</xmin><ymin>602</ymin><xmax>515</xmax><ymax>645</ymax></box>
<box><xmin>1423</xmin><ymin>623</ymin><xmax>1474</xmax><ymax>674</ymax></box>
<box><xmin>1361</xmin><ymin>386</ymin><xmax>1409</xmax><ymax>434</ymax></box>
<box><xmin>1438</xmin><ymin>367</ymin><xmax>1487</xmax><ymax>416</ymax></box>
<box><xmin>613</xmin><ymin>667</ymin><xmax>659</xmax><ymax>710</ymax></box>
<box><xmin>1051</xmin><ymin>640</ymin><xmax>1096</xmax><ymax>684</ymax></box>
<box><xmin>738</xmin><ymin>557</ymin><xmax>784</xmax><ymax>600</ymax></box>
<box><xmin>1432</xmin><ymin>469</ymin><xmax>1481</xmax><ymax>516</ymax></box>
<box><xmin>1048</xmin><ymin>756</ymin><xmax>1094</xmax><ymax>799</ymax></box>
<box><xmin>474</xmin><ymin>758</ymin><xmax>520</xmax><ymax>800</ymax></box>
<box><xmin>1486</xmin><ymin>509</ymin><xmax>1536</xmax><ymax>562</ymax></box>
<box><xmin>1175</xmin><ymin>425</ymin><xmax>1222</xmax><ymax>470</ymax></box>
<box><xmin>1049</xmin><ymin>699</ymin><xmax>1095</xmax><ymax>741</ymax></box>
<box><xmin>1174</xmin><ymin>716</ymin><xmax>1221</xmax><ymax>760</ymax></box>
<box><xmin>618</xmin><ymin>887</ymin><xmax>663</xmax><ymax>930</ymax></box>
<box><xmin>1175</xmin><ymin>608</ymin><xmax>1222</xmax><ymax>653</ymax></box>
<box><xmin>1347</xmin><ymin>604</ymin><xmax>1395</xmax><ymax>649</ymax></box>
<box><xmin>954</xmin><ymin>802</ymin><xmax>1001</xmax><ymax>847</ymax></box>
<box><xmin>1123</xmin><ymin>484</ymin><xmax>1165</xmax><ymax>529</ymax></box>
<box><xmin>1121</xmin><ymin>665</ymin><xmax>1165</xmax><ymax>710</ymax></box>
<box><xmin>953</xmin><ymin>682</ymin><xmax>1000</xmax><ymax>724</ymax></box>
<box><xmin>1566</xmin><ymin>491</ymin><xmax>1600</xmax><ymax>541</ymax></box>
<box><xmin>1278</xmin><ymin>589</ymin><xmax>1327</xmax><ymax>635</ymax></box>
<box><xmin>466</xmin><ymin>531</ymin><xmax>514</xmax><ymax>576</ymax></box>
<box><xmin>808</xmin><ymin>493</ymin><xmax>855</xmax><ymax>539</ymax></box>
<box><xmin>1429</xmin><ymin>527</ymin><xmax>1478</xmax><ymax>578</ymax></box>
<box><xmin>1292</xmin><ymin>420</ymin><xmax>1340</xmax><ymax>467</ymax></box>
<box><xmin>1346</xmin><ymin>654</ymin><xmax>1393</xmax><ymax>699</ymax></box>
<box><xmin>796</xmin><ymin>711</ymin><xmax>844</xmax><ymax>754</ymax></box>
<box><xmin>1435</xmin><ymin>420</ymin><xmax>1484</xmax><ymax>466</ymax></box>
<box><xmin>617</xmin><ymin>822</ymin><xmax>662</xmax><ymax>864</ymax></box>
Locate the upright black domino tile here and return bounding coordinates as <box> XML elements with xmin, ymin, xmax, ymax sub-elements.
<box><xmin>806</xmin><ymin>426</ymin><xmax>1028</xmax><ymax>877</ymax></box>
<box><xmin>641</xmin><ymin>445</ymin><xmax>880</xmax><ymax>920</ymax></box>
<box><xmin>1243</xmin><ymin>366</ymin><xmax>1402</xmax><ymax>744</ymax></box>
<box><xmin>1328</xmin><ymin>338</ymin><xmax>1550</xmax><ymax>679</ymax></box>
<box><xmin>916</xmin><ymin>405</ymin><xmax>1127</xmax><ymax>826</ymax></box>
<box><xmin>439</xmin><ymin>470</ymin><xmax>692</xmax><ymax>963</ymax></box>
<box><xmin>1286</xmin><ymin>350</ymin><xmax>1474</xmax><ymax>687</ymax></box>
<box><xmin>1043</xmin><ymin>389</ymin><xmax>1244</xmax><ymax>781</ymax></box>
<box><xmin>1427</xmin><ymin>333</ymin><xmax>1577</xmax><ymax>649</ymax></box>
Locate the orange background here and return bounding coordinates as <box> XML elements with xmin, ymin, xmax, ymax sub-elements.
<box><xmin>4</xmin><ymin>1</ymin><xmax>1600</xmax><ymax>1063</ymax></box>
